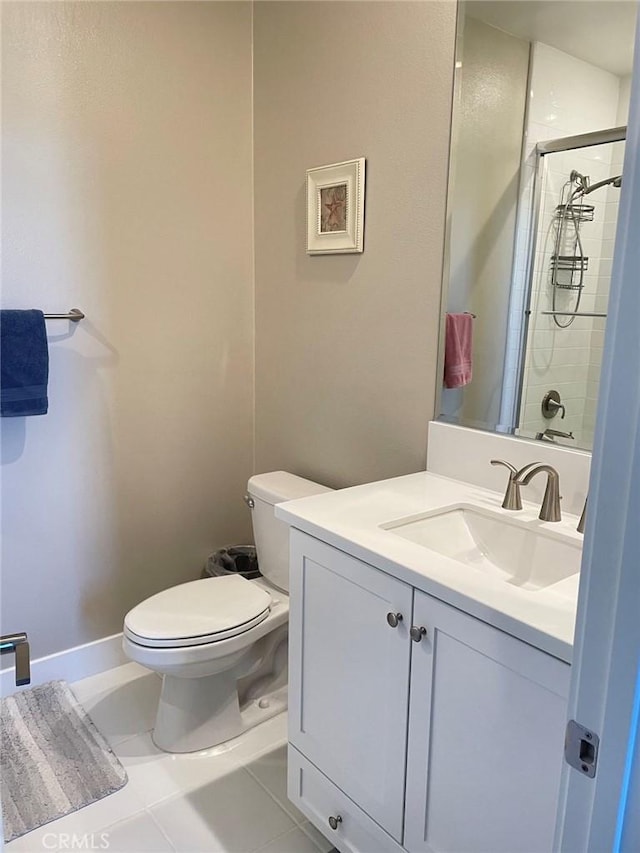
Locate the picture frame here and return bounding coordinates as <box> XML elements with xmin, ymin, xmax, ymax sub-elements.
<box><xmin>306</xmin><ymin>158</ymin><xmax>365</xmax><ymax>255</ymax></box>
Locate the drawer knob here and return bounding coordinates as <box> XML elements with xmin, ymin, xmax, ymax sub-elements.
<box><xmin>386</xmin><ymin>612</ymin><xmax>403</xmax><ymax>628</ymax></box>
<box><xmin>328</xmin><ymin>815</ymin><xmax>343</xmax><ymax>831</ymax></box>
<box><xmin>410</xmin><ymin>625</ymin><xmax>427</xmax><ymax>642</ymax></box>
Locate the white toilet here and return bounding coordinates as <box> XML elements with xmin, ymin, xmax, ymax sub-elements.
<box><xmin>122</xmin><ymin>471</ymin><xmax>331</xmax><ymax>753</ymax></box>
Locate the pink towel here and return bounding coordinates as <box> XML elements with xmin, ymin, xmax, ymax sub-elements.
<box><xmin>444</xmin><ymin>313</ymin><xmax>473</xmax><ymax>388</ymax></box>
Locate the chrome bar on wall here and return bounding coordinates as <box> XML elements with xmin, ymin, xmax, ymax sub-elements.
<box><xmin>537</xmin><ymin>125</ymin><xmax>627</xmax><ymax>156</ymax></box>
<box><xmin>541</xmin><ymin>311</ymin><xmax>608</xmax><ymax>318</ymax></box>
<box><xmin>43</xmin><ymin>308</ymin><xmax>85</xmax><ymax>322</ymax></box>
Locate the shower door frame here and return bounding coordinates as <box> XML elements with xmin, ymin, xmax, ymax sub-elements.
<box><xmin>512</xmin><ymin>124</ymin><xmax>627</xmax><ymax>439</ymax></box>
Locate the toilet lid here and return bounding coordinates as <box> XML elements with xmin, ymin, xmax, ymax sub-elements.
<box><xmin>124</xmin><ymin>575</ymin><xmax>272</xmax><ymax>648</ymax></box>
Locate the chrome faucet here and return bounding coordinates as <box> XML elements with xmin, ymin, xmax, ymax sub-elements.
<box><xmin>577</xmin><ymin>496</ymin><xmax>587</xmax><ymax>533</ymax></box>
<box><xmin>519</xmin><ymin>464</ymin><xmax>562</xmax><ymax>522</ymax></box>
<box><xmin>491</xmin><ymin>461</ymin><xmax>562</xmax><ymax>522</ymax></box>
<box><xmin>0</xmin><ymin>633</ymin><xmax>31</xmax><ymax>686</ymax></box>
<box><xmin>490</xmin><ymin>460</ymin><xmax>524</xmax><ymax>510</ymax></box>
<box><xmin>535</xmin><ymin>428</ymin><xmax>574</xmax><ymax>442</ymax></box>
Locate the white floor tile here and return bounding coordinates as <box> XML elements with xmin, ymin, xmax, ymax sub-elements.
<box><xmin>99</xmin><ymin>813</ymin><xmax>175</xmax><ymax>852</ymax></box>
<box><xmin>298</xmin><ymin>822</ymin><xmax>335</xmax><ymax>853</ymax></box>
<box><xmin>150</xmin><ymin>767</ymin><xmax>295</xmax><ymax>852</ymax></box>
<box><xmin>5</xmin><ymin>782</ymin><xmax>147</xmax><ymax>852</ymax></box>
<box><xmin>71</xmin><ymin>664</ymin><xmax>162</xmax><ymax>746</ymax></box>
<box><xmin>244</xmin><ymin>745</ymin><xmax>306</xmax><ymax>825</ymax></box>
<box><xmin>255</xmin><ymin>826</ymin><xmax>329</xmax><ymax>853</ymax></box>
<box><xmin>71</xmin><ymin>662</ymin><xmax>150</xmax><ymax>699</ymax></box>
<box><xmin>115</xmin><ymin>732</ymin><xmax>240</xmax><ymax>809</ymax></box>
<box><xmin>210</xmin><ymin>713</ymin><xmax>288</xmax><ymax>769</ymax></box>
<box><xmin>6</xmin><ymin>667</ymin><xmax>301</xmax><ymax>853</ymax></box>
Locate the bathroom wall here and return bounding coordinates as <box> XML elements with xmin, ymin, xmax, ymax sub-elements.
<box><xmin>253</xmin><ymin>1</ymin><xmax>457</xmax><ymax>488</ymax></box>
<box><xmin>1</xmin><ymin>2</ymin><xmax>254</xmax><ymax>657</ymax></box>
<box><xmin>617</xmin><ymin>74</ymin><xmax>633</xmax><ymax>125</ymax></box>
<box><xmin>441</xmin><ymin>14</ymin><xmax>529</xmax><ymax>429</ymax></box>
<box><xmin>516</xmin><ymin>43</ymin><xmax>627</xmax><ymax>445</ymax></box>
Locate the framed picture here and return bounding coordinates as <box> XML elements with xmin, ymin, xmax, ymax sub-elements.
<box><xmin>306</xmin><ymin>158</ymin><xmax>365</xmax><ymax>254</ymax></box>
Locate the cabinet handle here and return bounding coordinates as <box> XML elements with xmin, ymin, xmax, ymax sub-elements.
<box><xmin>328</xmin><ymin>815</ymin><xmax>343</xmax><ymax>831</ymax></box>
<box><xmin>410</xmin><ymin>625</ymin><xmax>427</xmax><ymax>642</ymax></box>
<box><xmin>386</xmin><ymin>612</ymin><xmax>403</xmax><ymax>628</ymax></box>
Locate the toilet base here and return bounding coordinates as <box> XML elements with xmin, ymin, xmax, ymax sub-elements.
<box><xmin>152</xmin><ymin>673</ymin><xmax>287</xmax><ymax>753</ymax></box>
<box><xmin>151</xmin><ymin>624</ymin><xmax>289</xmax><ymax>753</ymax></box>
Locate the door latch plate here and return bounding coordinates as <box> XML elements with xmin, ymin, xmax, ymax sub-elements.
<box><xmin>565</xmin><ymin>719</ymin><xmax>599</xmax><ymax>778</ymax></box>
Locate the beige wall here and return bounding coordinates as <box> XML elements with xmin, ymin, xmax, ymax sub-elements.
<box><xmin>1</xmin><ymin>2</ymin><xmax>254</xmax><ymax>656</ymax></box>
<box><xmin>253</xmin><ymin>1</ymin><xmax>457</xmax><ymax>488</ymax></box>
<box><xmin>1</xmin><ymin>1</ymin><xmax>457</xmax><ymax>658</ymax></box>
<box><xmin>618</xmin><ymin>74</ymin><xmax>632</xmax><ymax>125</ymax></box>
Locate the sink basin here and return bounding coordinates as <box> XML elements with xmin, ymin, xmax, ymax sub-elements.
<box><xmin>381</xmin><ymin>503</ymin><xmax>581</xmax><ymax>591</ymax></box>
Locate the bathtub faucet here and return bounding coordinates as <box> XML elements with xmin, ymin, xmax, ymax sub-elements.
<box><xmin>0</xmin><ymin>632</ymin><xmax>31</xmax><ymax>686</ymax></box>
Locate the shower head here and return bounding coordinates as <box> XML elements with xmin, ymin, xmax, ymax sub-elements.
<box><xmin>580</xmin><ymin>174</ymin><xmax>623</xmax><ymax>196</ymax></box>
<box><xmin>570</xmin><ymin>170</ymin><xmax>590</xmax><ymax>192</ymax></box>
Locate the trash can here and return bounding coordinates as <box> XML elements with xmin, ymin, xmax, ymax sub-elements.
<box><xmin>202</xmin><ymin>545</ymin><xmax>261</xmax><ymax>580</ymax></box>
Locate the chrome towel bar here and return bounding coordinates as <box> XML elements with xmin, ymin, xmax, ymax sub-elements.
<box><xmin>541</xmin><ymin>310</ymin><xmax>607</xmax><ymax>318</ymax></box>
<box><xmin>43</xmin><ymin>308</ymin><xmax>85</xmax><ymax>322</ymax></box>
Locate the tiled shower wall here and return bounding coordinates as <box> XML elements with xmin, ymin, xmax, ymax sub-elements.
<box><xmin>507</xmin><ymin>43</ymin><xmax>629</xmax><ymax>446</ymax></box>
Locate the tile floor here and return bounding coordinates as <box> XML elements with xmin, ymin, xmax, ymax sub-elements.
<box><xmin>6</xmin><ymin>663</ymin><xmax>335</xmax><ymax>853</ymax></box>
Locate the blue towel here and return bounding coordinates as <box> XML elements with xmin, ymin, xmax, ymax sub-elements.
<box><xmin>0</xmin><ymin>310</ymin><xmax>49</xmax><ymax>417</ymax></box>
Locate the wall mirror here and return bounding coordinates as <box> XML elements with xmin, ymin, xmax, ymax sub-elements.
<box><xmin>438</xmin><ymin>0</ymin><xmax>637</xmax><ymax>451</ymax></box>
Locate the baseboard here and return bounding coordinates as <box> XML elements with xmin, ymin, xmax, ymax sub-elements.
<box><xmin>0</xmin><ymin>632</ymin><xmax>127</xmax><ymax>697</ymax></box>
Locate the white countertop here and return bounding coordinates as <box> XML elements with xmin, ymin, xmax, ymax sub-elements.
<box><xmin>276</xmin><ymin>471</ymin><xmax>581</xmax><ymax>663</ymax></box>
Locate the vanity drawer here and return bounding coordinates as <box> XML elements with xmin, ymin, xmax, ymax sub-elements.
<box><xmin>288</xmin><ymin>745</ymin><xmax>402</xmax><ymax>853</ymax></box>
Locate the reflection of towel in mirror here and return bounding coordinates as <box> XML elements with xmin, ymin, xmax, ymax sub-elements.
<box><xmin>444</xmin><ymin>313</ymin><xmax>473</xmax><ymax>389</ymax></box>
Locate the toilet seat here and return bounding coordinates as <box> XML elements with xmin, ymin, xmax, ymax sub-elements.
<box><xmin>124</xmin><ymin>575</ymin><xmax>272</xmax><ymax>649</ymax></box>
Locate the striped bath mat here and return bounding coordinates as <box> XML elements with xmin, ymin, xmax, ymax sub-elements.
<box><xmin>1</xmin><ymin>680</ymin><xmax>127</xmax><ymax>842</ymax></box>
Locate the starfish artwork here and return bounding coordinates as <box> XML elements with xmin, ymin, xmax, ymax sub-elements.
<box><xmin>320</xmin><ymin>184</ymin><xmax>347</xmax><ymax>232</ymax></box>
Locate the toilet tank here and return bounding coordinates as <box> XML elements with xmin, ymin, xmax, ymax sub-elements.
<box><xmin>247</xmin><ymin>471</ymin><xmax>333</xmax><ymax>593</ymax></box>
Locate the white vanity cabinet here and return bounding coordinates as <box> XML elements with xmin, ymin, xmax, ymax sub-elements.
<box><xmin>404</xmin><ymin>589</ymin><xmax>570</xmax><ymax>853</ymax></box>
<box><xmin>287</xmin><ymin>531</ymin><xmax>413</xmax><ymax>842</ymax></box>
<box><xmin>288</xmin><ymin>529</ymin><xmax>571</xmax><ymax>853</ymax></box>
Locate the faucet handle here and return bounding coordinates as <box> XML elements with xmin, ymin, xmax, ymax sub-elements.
<box><xmin>490</xmin><ymin>460</ymin><xmax>522</xmax><ymax>510</ymax></box>
<box><xmin>490</xmin><ymin>459</ymin><xmax>517</xmax><ymax>475</ymax></box>
<box><xmin>542</xmin><ymin>390</ymin><xmax>566</xmax><ymax>420</ymax></box>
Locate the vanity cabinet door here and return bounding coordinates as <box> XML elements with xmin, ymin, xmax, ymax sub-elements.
<box><xmin>288</xmin><ymin>530</ymin><xmax>413</xmax><ymax>843</ymax></box>
<box><xmin>404</xmin><ymin>590</ymin><xmax>570</xmax><ymax>853</ymax></box>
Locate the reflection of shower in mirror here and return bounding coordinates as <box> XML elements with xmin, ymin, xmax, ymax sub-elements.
<box><xmin>550</xmin><ymin>170</ymin><xmax>623</xmax><ymax>328</ymax></box>
<box><xmin>515</xmin><ymin>133</ymin><xmax>626</xmax><ymax>449</ymax></box>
